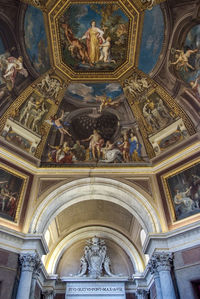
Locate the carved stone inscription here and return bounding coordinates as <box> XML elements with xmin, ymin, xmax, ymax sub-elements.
<box><xmin>66</xmin><ymin>282</ymin><xmax>125</xmax><ymax>299</ymax></box>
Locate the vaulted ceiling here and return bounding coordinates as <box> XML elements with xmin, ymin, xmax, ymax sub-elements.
<box><xmin>0</xmin><ymin>0</ymin><xmax>199</xmax><ymax>169</ymax></box>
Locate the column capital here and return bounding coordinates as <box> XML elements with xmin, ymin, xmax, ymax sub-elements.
<box><xmin>136</xmin><ymin>289</ymin><xmax>149</xmax><ymax>298</ymax></box>
<box><xmin>150</xmin><ymin>252</ymin><xmax>173</xmax><ymax>272</ymax></box>
<box><xmin>43</xmin><ymin>289</ymin><xmax>55</xmax><ymax>298</ymax></box>
<box><xmin>148</xmin><ymin>257</ymin><xmax>159</xmax><ymax>275</ymax></box>
<box><xmin>19</xmin><ymin>253</ymin><xmax>42</xmax><ymax>273</ymax></box>
<box><xmin>43</xmin><ymin>289</ymin><xmax>54</xmax><ymax>295</ymax></box>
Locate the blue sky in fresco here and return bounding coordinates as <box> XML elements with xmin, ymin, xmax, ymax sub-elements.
<box><xmin>67</xmin><ymin>4</ymin><xmax>129</xmax><ymax>38</ymax></box>
<box><xmin>24</xmin><ymin>5</ymin><xmax>50</xmax><ymax>73</ymax></box>
<box><xmin>67</xmin><ymin>83</ymin><xmax>124</xmax><ymax>103</ymax></box>
<box><xmin>181</xmin><ymin>24</ymin><xmax>200</xmax><ymax>83</ymax></box>
<box><xmin>138</xmin><ymin>5</ymin><xmax>164</xmax><ymax>74</ymax></box>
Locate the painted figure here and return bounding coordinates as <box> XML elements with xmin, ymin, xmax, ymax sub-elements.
<box><xmin>37</xmin><ymin>74</ymin><xmax>62</xmax><ymax>100</ymax></box>
<box><xmin>82</xmin><ymin>129</ymin><xmax>104</xmax><ymax>160</ymax></box>
<box><xmin>190</xmin><ymin>76</ymin><xmax>200</xmax><ymax>101</ymax></box>
<box><xmin>174</xmin><ymin>187</ymin><xmax>194</xmax><ymax>215</ymax></box>
<box><xmin>62</xmin><ymin>23</ymin><xmax>91</xmax><ymax>65</ymax></box>
<box><xmin>48</xmin><ymin>111</ymin><xmax>71</xmax><ymax>136</ymax></box>
<box><xmin>129</xmin><ymin>132</ymin><xmax>142</xmax><ymax>162</ymax></box>
<box><xmin>142</xmin><ymin>100</ymin><xmax>159</xmax><ymax>131</ymax></box>
<box><xmin>119</xmin><ymin>133</ymin><xmax>130</xmax><ymax>162</ymax></box>
<box><xmin>99</xmin><ymin>37</ymin><xmax>115</xmax><ymax>63</ymax></box>
<box><xmin>31</xmin><ymin>102</ymin><xmax>48</xmax><ymax>133</ymax></box>
<box><xmin>101</xmin><ymin>141</ymin><xmax>122</xmax><ymax>163</ymax></box>
<box><xmin>72</xmin><ymin>140</ymin><xmax>86</xmax><ymax>161</ymax></box>
<box><xmin>19</xmin><ymin>96</ymin><xmax>36</xmax><ymax>125</ymax></box>
<box><xmin>3</xmin><ymin>56</ymin><xmax>28</xmax><ymax>90</ymax></box>
<box><xmin>124</xmin><ymin>74</ymin><xmax>150</xmax><ymax>98</ymax></box>
<box><xmin>0</xmin><ymin>183</ymin><xmax>9</xmax><ymax>212</ymax></box>
<box><xmin>96</xmin><ymin>94</ymin><xmax>121</xmax><ymax>113</ymax></box>
<box><xmin>55</xmin><ymin>141</ymin><xmax>73</xmax><ymax>163</ymax></box>
<box><xmin>171</xmin><ymin>49</ymin><xmax>198</xmax><ymax>71</ymax></box>
<box><xmin>82</xmin><ymin>21</ymin><xmax>105</xmax><ymax>64</ymax></box>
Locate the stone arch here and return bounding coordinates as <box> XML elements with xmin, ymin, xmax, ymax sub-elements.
<box><xmin>45</xmin><ymin>226</ymin><xmax>145</xmax><ymax>274</ymax></box>
<box><xmin>29</xmin><ymin>177</ymin><xmax>162</xmax><ymax>234</ymax></box>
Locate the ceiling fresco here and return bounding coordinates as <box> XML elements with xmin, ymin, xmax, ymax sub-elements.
<box><xmin>170</xmin><ymin>24</ymin><xmax>200</xmax><ymax>102</ymax></box>
<box><xmin>49</xmin><ymin>0</ymin><xmax>139</xmax><ymax>80</ymax></box>
<box><xmin>24</xmin><ymin>5</ymin><xmax>50</xmax><ymax>74</ymax></box>
<box><xmin>138</xmin><ymin>5</ymin><xmax>164</xmax><ymax>74</ymax></box>
<box><xmin>0</xmin><ymin>0</ymin><xmax>199</xmax><ymax>167</ymax></box>
<box><xmin>58</xmin><ymin>3</ymin><xmax>129</xmax><ymax>72</ymax></box>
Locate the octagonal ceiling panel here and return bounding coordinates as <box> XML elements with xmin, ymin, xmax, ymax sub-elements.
<box><xmin>48</xmin><ymin>0</ymin><xmax>141</xmax><ymax>80</ymax></box>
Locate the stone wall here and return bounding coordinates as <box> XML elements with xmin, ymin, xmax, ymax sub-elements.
<box><xmin>55</xmin><ymin>294</ymin><xmax>65</xmax><ymax>299</ymax></box>
<box><xmin>0</xmin><ymin>249</ymin><xmax>19</xmax><ymax>299</ymax></box>
<box><xmin>174</xmin><ymin>245</ymin><xmax>200</xmax><ymax>299</ymax></box>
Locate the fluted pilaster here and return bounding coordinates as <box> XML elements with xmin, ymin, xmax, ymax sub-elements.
<box><xmin>149</xmin><ymin>252</ymin><xmax>176</xmax><ymax>299</ymax></box>
<box><xmin>16</xmin><ymin>253</ymin><xmax>41</xmax><ymax>299</ymax></box>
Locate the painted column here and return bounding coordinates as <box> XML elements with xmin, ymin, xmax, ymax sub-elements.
<box><xmin>16</xmin><ymin>253</ymin><xmax>41</xmax><ymax>299</ymax></box>
<box><xmin>148</xmin><ymin>257</ymin><xmax>163</xmax><ymax>299</ymax></box>
<box><xmin>136</xmin><ymin>289</ymin><xmax>148</xmax><ymax>299</ymax></box>
<box><xmin>153</xmin><ymin>252</ymin><xmax>176</xmax><ymax>299</ymax></box>
<box><xmin>43</xmin><ymin>290</ymin><xmax>55</xmax><ymax>299</ymax></box>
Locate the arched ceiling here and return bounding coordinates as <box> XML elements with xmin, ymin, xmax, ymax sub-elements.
<box><xmin>54</xmin><ymin>200</ymin><xmax>138</xmax><ymax>237</ymax></box>
<box><xmin>46</xmin><ymin>200</ymin><xmax>143</xmax><ymax>275</ymax></box>
<box><xmin>0</xmin><ymin>0</ymin><xmax>199</xmax><ymax>168</ymax></box>
<box><xmin>0</xmin><ymin>0</ymin><xmax>199</xmax><ymax>277</ymax></box>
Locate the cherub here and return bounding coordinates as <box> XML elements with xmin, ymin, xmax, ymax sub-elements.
<box><xmin>96</xmin><ymin>94</ymin><xmax>121</xmax><ymax>113</ymax></box>
<box><xmin>170</xmin><ymin>48</ymin><xmax>198</xmax><ymax>71</ymax></box>
<box><xmin>99</xmin><ymin>37</ymin><xmax>116</xmax><ymax>63</ymax></box>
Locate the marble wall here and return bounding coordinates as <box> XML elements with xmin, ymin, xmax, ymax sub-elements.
<box><xmin>174</xmin><ymin>245</ymin><xmax>200</xmax><ymax>299</ymax></box>
<box><xmin>0</xmin><ymin>249</ymin><xmax>19</xmax><ymax>299</ymax></box>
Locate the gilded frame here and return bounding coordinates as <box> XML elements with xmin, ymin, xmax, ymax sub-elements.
<box><xmin>0</xmin><ymin>163</ymin><xmax>28</xmax><ymax>223</ymax></box>
<box><xmin>162</xmin><ymin>158</ymin><xmax>200</xmax><ymax>223</ymax></box>
<box><xmin>47</xmin><ymin>0</ymin><xmax>142</xmax><ymax>81</ymax></box>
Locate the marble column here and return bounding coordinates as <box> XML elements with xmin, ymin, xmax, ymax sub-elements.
<box><xmin>136</xmin><ymin>289</ymin><xmax>148</xmax><ymax>299</ymax></box>
<box><xmin>30</xmin><ymin>262</ymin><xmax>42</xmax><ymax>299</ymax></box>
<box><xmin>148</xmin><ymin>258</ymin><xmax>163</xmax><ymax>299</ymax></box>
<box><xmin>43</xmin><ymin>290</ymin><xmax>55</xmax><ymax>299</ymax></box>
<box><xmin>151</xmin><ymin>252</ymin><xmax>176</xmax><ymax>299</ymax></box>
<box><xmin>16</xmin><ymin>253</ymin><xmax>41</xmax><ymax>299</ymax></box>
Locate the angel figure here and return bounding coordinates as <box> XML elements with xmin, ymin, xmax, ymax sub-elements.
<box><xmin>96</xmin><ymin>94</ymin><xmax>121</xmax><ymax>113</ymax></box>
<box><xmin>46</xmin><ymin>110</ymin><xmax>71</xmax><ymax>144</ymax></box>
<box><xmin>3</xmin><ymin>56</ymin><xmax>28</xmax><ymax>90</ymax></box>
<box><xmin>170</xmin><ymin>48</ymin><xmax>198</xmax><ymax>71</ymax></box>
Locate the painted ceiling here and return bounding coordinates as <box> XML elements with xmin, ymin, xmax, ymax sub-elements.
<box><xmin>0</xmin><ymin>0</ymin><xmax>199</xmax><ymax>167</ymax></box>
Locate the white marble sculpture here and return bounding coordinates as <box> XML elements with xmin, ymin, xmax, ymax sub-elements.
<box><xmin>76</xmin><ymin>236</ymin><xmax>120</xmax><ymax>279</ymax></box>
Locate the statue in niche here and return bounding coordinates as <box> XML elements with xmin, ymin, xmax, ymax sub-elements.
<box><xmin>76</xmin><ymin>236</ymin><xmax>120</xmax><ymax>278</ymax></box>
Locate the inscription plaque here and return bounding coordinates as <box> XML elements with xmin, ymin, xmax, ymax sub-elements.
<box><xmin>66</xmin><ymin>282</ymin><xmax>126</xmax><ymax>299</ymax></box>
